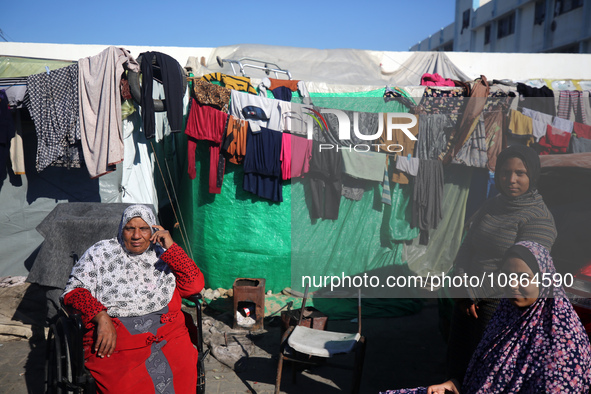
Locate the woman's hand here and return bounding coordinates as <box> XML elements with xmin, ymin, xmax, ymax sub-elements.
<box><xmin>91</xmin><ymin>311</ymin><xmax>117</xmax><ymax>358</ymax></box>
<box><xmin>427</xmin><ymin>379</ymin><xmax>460</xmax><ymax>394</ymax></box>
<box><xmin>150</xmin><ymin>225</ymin><xmax>174</xmax><ymax>249</ymax></box>
<box><xmin>457</xmin><ymin>299</ymin><xmax>479</xmax><ymax>319</ymax></box>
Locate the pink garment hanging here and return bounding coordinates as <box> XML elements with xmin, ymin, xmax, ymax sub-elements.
<box><xmin>420</xmin><ymin>73</ymin><xmax>455</xmax><ymax>87</ymax></box>
<box><xmin>288</xmin><ymin>135</ymin><xmax>313</xmax><ymax>179</ymax></box>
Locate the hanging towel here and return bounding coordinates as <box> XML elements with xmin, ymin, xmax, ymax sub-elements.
<box><xmin>341</xmin><ymin>150</ymin><xmax>387</xmax><ymax>181</ymax></box>
<box><xmin>78</xmin><ymin>47</ymin><xmax>139</xmax><ymax>178</ymax></box>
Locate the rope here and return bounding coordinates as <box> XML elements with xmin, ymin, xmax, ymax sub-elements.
<box><xmin>150</xmin><ymin>140</ymin><xmax>194</xmax><ymax>261</ymax></box>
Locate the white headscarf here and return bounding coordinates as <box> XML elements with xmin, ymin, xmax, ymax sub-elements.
<box><xmin>62</xmin><ymin>205</ymin><xmax>176</xmax><ymax>317</ymax></box>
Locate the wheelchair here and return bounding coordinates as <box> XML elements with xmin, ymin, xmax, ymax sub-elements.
<box><xmin>45</xmin><ymin>294</ymin><xmax>208</xmax><ymax>394</ymax></box>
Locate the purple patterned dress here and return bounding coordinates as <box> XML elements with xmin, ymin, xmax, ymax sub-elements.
<box><xmin>381</xmin><ymin>241</ymin><xmax>591</xmax><ymax>394</ymax></box>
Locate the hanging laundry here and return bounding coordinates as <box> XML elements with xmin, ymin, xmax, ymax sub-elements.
<box><xmin>78</xmin><ymin>46</ymin><xmax>139</xmax><ymax>178</ymax></box>
<box><xmin>230</xmin><ymin>90</ymin><xmax>283</xmax><ymax>131</ymax></box>
<box><xmin>570</xmin><ymin>136</ymin><xmax>591</xmax><ymax>153</ymax></box>
<box><xmin>139</xmin><ymin>51</ymin><xmax>185</xmax><ymax>138</ymax></box>
<box><xmin>0</xmin><ymin>89</ymin><xmax>16</xmax><ymax>180</ymax></box>
<box><xmin>202</xmin><ymin>72</ymin><xmax>257</xmax><ymax>95</ymax></box>
<box><xmin>516</xmin><ymin>83</ymin><xmax>555</xmax><ymax>117</ymax></box>
<box><xmin>452</xmin><ymin>115</ymin><xmax>488</xmax><ymax>168</ymax></box>
<box><xmin>184</xmin><ymin>99</ymin><xmax>228</xmax><ymax>194</ymax></box>
<box><xmin>440</xmin><ymin>76</ymin><xmax>490</xmax><ymax>164</ymax></box>
<box><xmin>221</xmin><ymin>115</ymin><xmax>249</xmax><ymax>165</ymax></box>
<box><xmin>280</xmin><ymin>101</ymin><xmax>308</xmax><ymax>135</ymax></box>
<box><xmin>521</xmin><ymin>108</ymin><xmax>553</xmax><ymax>142</ymax></box>
<box><xmin>120</xmin><ymin>111</ymin><xmax>158</xmax><ymax>209</ymax></box>
<box><xmin>27</xmin><ymin>63</ymin><xmax>83</xmax><ymax>172</ymax></box>
<box><xmin>416</xmin><ymin>113</ymin><xmax>454</xmax><ymax>161</ymax></box>
<box><xmin>538</xmin><ymin>125</ymin><xmax>572</xmax><ymax>155</ymax></box>
<box><xmin>307</xmin><ymin>140</ymin><xmax>343</xmax><ymax>220</ymax></box>
<box><xmin>381</xmin><ymin>165</ymin><xmax>391</xmax><ymax>205</ymax></box>
<box><xmin>383</xmin><ymin>87</ymin><xmax>417</xmax><ymax>111</ymax></box>
<box><xmin>341</xmin><ymin>175</ymin><xmax>368</xmax><ymax>201</ymax></box>
<box><xmin>258</xmin><ymin>78</ymin><xmax>311</xmax><ymax>104</ymax></box>
<box><xmin>378</xmin><ymin>114</ymin><xmax>419</xmax><ymax>184</ymax></box>
<box><xmin>243</xmin><ymin>126</ymin><xmax>283</xmax><ymax>202</ymax></box>
<box><xmin>341</xmin><ymin>150</ymin><xmax>387</xmax><ymax>182</ymax></box>
<box><xmin>419</xmin><ymin>87</ymin><xmax>465</xmax><ymax>124</ymax></box>
<box><xmin>420</xmin><ymin>73</ymin><xmax>455</xmax><ymax>87</ymax></box>
<box><xmin>284</xmin><ymin>134</ymin><xmax>313</xmax><ymax>179</ymax></box>
<box><xmin>557</xmin><ymin>90</ymin><xmax>586</xmax><ymax>123</ymax></box>
<box><xmin>551</xmin><ymin>116</ymin><xmax>574</xmax><ymax>134</ymax></box>
<box><xmin>573</xmin><ymin>121</ymin><xmax>591</xmax><ymax>139</ymax></box>
<box><xmin>0</xmin><ymin>77</ymin><xmax>28</xmax><ymax>108</ymax></box>
<box><xmin>395</xmin><ymin>156</ymin><xmax>419</xmax><ymax>176</ymax></box>
<box><xmin>320</xmin><ymin>109</ymin><xmax>382</xmax><ymax>147</ymax></box>
<box><xmin>483</xmin><ymin>110</ymin><xmax>506</xmax><ymax>172</ymax></box>
<box><xmin>192</xmin><ymin>79</ymin><xmax>231</xmax><ymax>112</ymax></box>
<box><xmin>9</xmin><ymin>108</ymin><xmax>25</xmax><ymax>175</ymax></box>
<box><xmin>271</xmin><ymin>86</ymin><xmax>292</xmax><ymax>102</ymax></box>
<box><xmin>508</xmin><ymin>109</ymin><xmax>534</xmax><ymax>146</ymax></box>
<box><xmin>412</xmin><ymin>159</ymin><xmax>444</xmax><ymax>245</ymax></box>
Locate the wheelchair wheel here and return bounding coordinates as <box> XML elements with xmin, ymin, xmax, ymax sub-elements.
<box><xmin>46</xmin><ymin>323</ymin><xmax>65</xmax><ymax>394</ymax></box>
<box><xmin>197</xmin><ymin>355</ymin><xmax>206</xmax><ymax>394</ymax></box>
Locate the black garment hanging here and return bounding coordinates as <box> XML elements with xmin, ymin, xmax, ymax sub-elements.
<box><xmin>140</xmin><ymin>52</ymin><xmax>185</xmax><ymax>138</ymax></box>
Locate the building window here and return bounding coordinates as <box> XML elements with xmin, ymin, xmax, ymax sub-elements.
<box><xmin>555</xmin><ymin>0</ymin><xmax>584</xmax><ymax>16</ymax></box>
<box><xmin>461</xmin><ymin>9</ymin><xmax>470</xmax><ymax>34</ymax></box>
<box><xmin>484</xmin><ymin>25</ymin><xmax>491</xmax><ymax>45</ymax></box>
<box><xmin>534</xmin><ymin>1</ymin><xmax>546</xmax><ymax>25</ymax></box>
<box><xmin>497</xmin><ymin>13</ymin><xmax>516</xmax><ymax>39</ymax></box>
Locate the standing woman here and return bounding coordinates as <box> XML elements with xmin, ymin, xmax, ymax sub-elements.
<box><xmin>446</xmin><ymin>145</ymin><xmax>557</xmax><ymax>382</ymax></box>
<box><xmin>61</xmin><ymin>205</ymin><xmax>204</xmax><ymax>393</ymax></box>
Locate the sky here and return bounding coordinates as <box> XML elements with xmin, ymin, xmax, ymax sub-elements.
<box><xmin>1</xmin><ymin>0</ymin><xmax>456</xmax><ymax>52</ymax></box>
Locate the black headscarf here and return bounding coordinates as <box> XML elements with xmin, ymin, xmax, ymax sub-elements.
<box><xmin>494</xmin><ymin>145</ymin><xmax>540</xmax><ymax>193</ymax></box>
<box><xmin>503</xmin><ymin>244</ymin><xmax>540</xmax><ymax>276</ymax></box>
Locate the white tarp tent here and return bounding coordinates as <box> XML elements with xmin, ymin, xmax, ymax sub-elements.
<box><xmin>1</xmin><ymin>42</ymin><xmax>591</xmax><ymax>278</ymax></box>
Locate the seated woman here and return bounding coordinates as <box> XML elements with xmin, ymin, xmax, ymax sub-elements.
<box><xmin>382</xmin><ymin>241</ymin><xmax>591</xmax><ymax>394</ymax></box>
<box><xmin>61</xmin><ymin>204</ymin><xmax>205</xmax><ymax>393</ymax></box>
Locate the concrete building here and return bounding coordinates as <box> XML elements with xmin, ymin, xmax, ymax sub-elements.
<box><xmin>411</xmin><ymin>0</ymin><xmax>591</xmax><ymax>53</ymax></box>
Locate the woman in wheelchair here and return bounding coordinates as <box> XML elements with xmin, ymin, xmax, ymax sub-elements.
<box><xmin>61</xmin><ymin>204</ymin><xmax>205</xmax><ymax>393</ymax></box>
